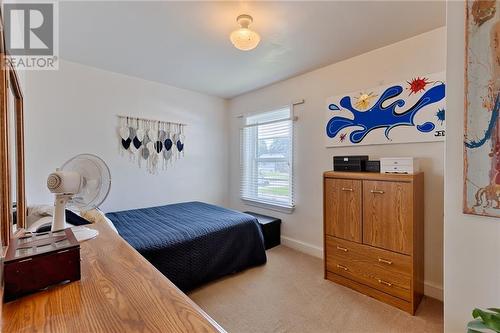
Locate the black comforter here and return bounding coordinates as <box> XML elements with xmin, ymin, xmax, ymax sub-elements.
<box><xmin>106</xmin><ymin>201</ymin><xmax>267</xmax><ymax>291</ymax></box>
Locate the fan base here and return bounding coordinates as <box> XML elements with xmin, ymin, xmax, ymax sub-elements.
<box><xmin>71</xmin><ymin>226</ymin><xmax>99</xmax><ymax>242</ymax></box>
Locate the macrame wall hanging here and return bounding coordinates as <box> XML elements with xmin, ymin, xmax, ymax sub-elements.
<box><xmin>117</xmin><ymin>115</ymin><xmax>186</xmax><ymax>174</ymax></box>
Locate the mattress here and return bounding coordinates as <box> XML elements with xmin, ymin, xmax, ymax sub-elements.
<box><xmin>106</xmin><ymin>201</ymin><xmax>267</xmax><ymax>291</ymax></box>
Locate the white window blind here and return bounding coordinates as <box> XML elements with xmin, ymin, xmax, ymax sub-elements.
<box><xmin>240</xmin><ymin>107</ymin><xmax>294</xmax><ymax>210</ymax></box>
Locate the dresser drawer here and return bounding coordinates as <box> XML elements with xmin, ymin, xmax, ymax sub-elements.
<box><xmin>326</xmin><ymin>236</ymin><xmax>412</xmax><ymax>276</ymax></box>
<box><xmin>325</xmin><ymin>236</ymin><xmax>412</xmax><ymax>301</ymax></box>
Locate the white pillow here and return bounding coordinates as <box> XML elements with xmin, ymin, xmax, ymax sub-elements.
<box><xmin>27</xmin><ymin>216</ymin><xmax>53</xmax><ymax>233</ymax></box>
<box><xmin>26</xmin><ymin>204</ymin><xmax>83</xmax><ymax>231</ymax></box>
<box><xmin>27</xmin><ymin>204</ymin><xmax>54</xmax><ymax>217</ymax></box>
<box><xmin>26</xmin><ymin>204</ymin><xmax>54</xmax><ymax>228</ymax></box>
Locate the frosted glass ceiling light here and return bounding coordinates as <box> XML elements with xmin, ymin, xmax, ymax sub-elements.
<box><xmin>230</xmin><ymin>14</ymin><xmax>260</xmax><ymax>51</ymax></box>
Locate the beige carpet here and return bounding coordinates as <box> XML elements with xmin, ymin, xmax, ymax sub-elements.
<box><xmin>189</xmin><ymin>246</ymin><xmax>443</xmax><ymax>333</ymax></box>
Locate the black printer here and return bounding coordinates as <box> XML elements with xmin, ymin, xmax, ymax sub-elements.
<box><xmin>333</xmin><ymin>155</ymin><xmax>368</xmax><ymax>172</ymax></box>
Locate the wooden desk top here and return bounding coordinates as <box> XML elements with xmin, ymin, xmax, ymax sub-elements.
<box><xmin>324</xmin><ymin>171</ymin><xmax>423</xmax><ymax>182</ymax></box>
<box><xmin>2</xmin><ymin>219</ymin><xmax>225</xmax><ymax>333</ymax></box>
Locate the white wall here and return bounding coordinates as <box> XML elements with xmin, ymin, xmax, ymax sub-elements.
<box><xmin>445</xmin><ymin>2</ymin><xmax>500</xmax><ymax>332</ymax></box>
<box><xmin>228</xmin><ymin>28</ymin><xmax>446</xmax><ymax>299</ymax></box>
<box><xmin>24</xmin><ymin>60</ymin><xmax>229</xmax><ymax>212</ymax></box>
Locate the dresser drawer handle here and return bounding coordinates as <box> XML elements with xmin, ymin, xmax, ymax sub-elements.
<box><xmin>336</xmin><ymin>246</ymin><xmax>348</xmax><ymax>252</ymax></box>
<box><xmin>337</xmin><ymin>264</ymin><xmax>348</xmax><ymax>271</ymax></box>
<box><xmin>370</xmin><ymin>190</ymin><xmax>385</xmax><ymax>194</ymax></box>
<box><xmin>341</xmin><ymin>187</ymin><xmax>353</xmax><ymax>192</ymax></box>
<box><xmin>377</xmin><ymin>279</ymin><xmax>392</xmax><ymax>287</ymax></box>
<box><xmin>378</xmin><ymin>258</ymin><xmax>393</xmax><ymax>265</ymax></box>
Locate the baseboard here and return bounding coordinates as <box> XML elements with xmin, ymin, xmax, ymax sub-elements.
<box><xmin>424</xmin><ymin>281</ymin><xmax>443</xmax><ymax>301</ymax></box>
<box><xmin>280</xmin><ymin>236</ymin><xmax>323</xmax><ymax>258</ymax></box>
<box><xmin>280</xmin><ymin>236</ymin><xmax>443</xmax><ymax>301</ymax></box>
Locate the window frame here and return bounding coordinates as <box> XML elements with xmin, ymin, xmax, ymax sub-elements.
<box><xmin>240</xmin><ymin>105</ymin><xmax>295</xmax><ymax>213</ymax></box>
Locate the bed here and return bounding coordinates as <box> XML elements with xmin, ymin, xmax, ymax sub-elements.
<box><xmin>105</xmin><ymin>201</ymin><xmax>267</xmax><ymax>291</ymax></box>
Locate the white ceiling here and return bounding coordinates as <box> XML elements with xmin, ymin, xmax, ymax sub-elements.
<box><xmin>59</xmin><ymin>1</ymin><xmax>446</xmax><ymax>99</ymax></box>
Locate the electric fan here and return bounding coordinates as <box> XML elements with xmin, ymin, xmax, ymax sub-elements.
<box><xmin>46</xmin><ymin>154</ymin><xmax>111</xmax><ymax>240</ymax></box>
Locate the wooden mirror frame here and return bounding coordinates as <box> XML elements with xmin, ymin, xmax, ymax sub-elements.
<box><xmin>0</xmin><ymin>10</ymin><xmax>25</xmax><ymax>250</ymax></box>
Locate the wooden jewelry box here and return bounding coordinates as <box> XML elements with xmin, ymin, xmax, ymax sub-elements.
<box><xmin>4</xmin><ymin>228</ymin><xmax>81</xmax><ymax>301</ymax></box>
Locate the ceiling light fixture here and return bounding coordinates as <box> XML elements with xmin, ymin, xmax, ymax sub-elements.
<box><xmin>230</xmin><ymin>14</ymin><xmax>260</xmax><ymax>51</ymax></box>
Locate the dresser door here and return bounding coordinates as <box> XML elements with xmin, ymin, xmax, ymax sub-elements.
<box><xmin>363</xmin><ymin>181</ymin><xmax>412</xmax><ymax>254</ymax></box>
<box><xmin>324</xmin><ymin>178</ymin><xmax>362</xmax><ymax>242</ymax></box>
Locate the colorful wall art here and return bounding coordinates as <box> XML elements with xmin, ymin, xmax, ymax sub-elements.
<box><xmin>464</xmin><ymin>0</ymin><xmax>500</xmax><ymax>217</ymax></box>
<box><xmin>324</xmin><ymin>72</ymin><xmax>446</xmax><ymax>147</ymax></box>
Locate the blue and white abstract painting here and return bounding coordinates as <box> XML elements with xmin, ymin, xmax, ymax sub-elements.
<box><xmin>325</xmin><ymin>72</ymin><xmax>446</xmax><ymax>147</ymax></box>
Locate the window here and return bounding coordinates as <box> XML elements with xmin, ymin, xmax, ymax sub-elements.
<box><xmin>240</xmin><ymin>107</ymin><xmax>294</xmax><ymax>211</ymax></box>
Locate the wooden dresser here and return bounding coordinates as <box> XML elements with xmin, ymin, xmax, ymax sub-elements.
<box><xmin>2</xmin><ymin>218</ymin><xmax>226</xmax><ymax>333</ymax></box>
<box><xmin>323</xmin><ymin>171</ymin><xmax>424</xmax><ymax>314</ymax></box>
